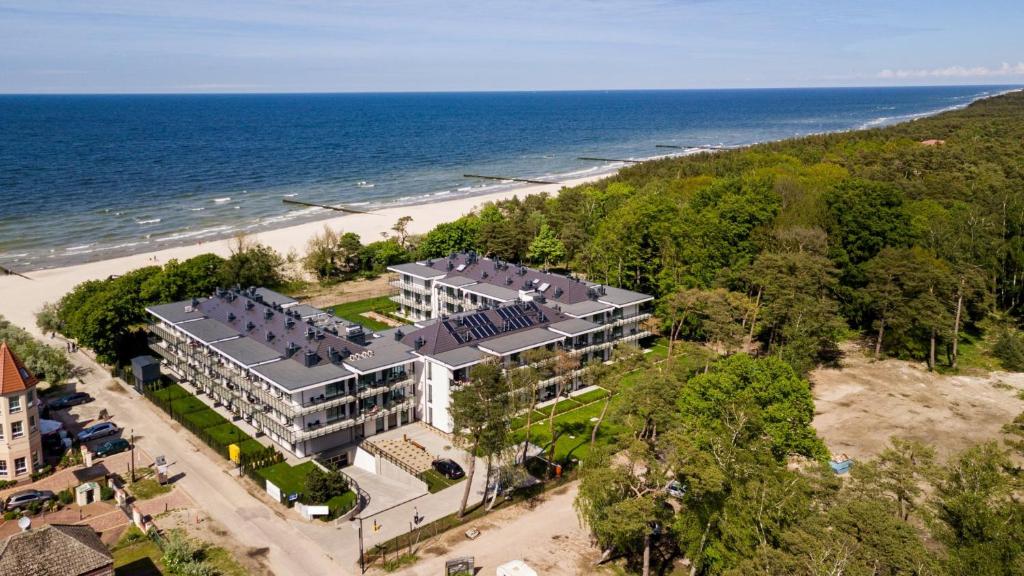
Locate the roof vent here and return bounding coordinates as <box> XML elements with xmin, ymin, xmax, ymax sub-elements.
<box><xmin>227</xmin><ymin>312</ymin><xmax>236</xmax><ymax>322</ymax></box>
<box><xmin>481</xmin><ymin>271</ymin><xmax>489</xmax><ymax>279</ymax></box>
<box><xmin>303</xmin><ymin>349</ymin><xmax>319</xmax><ymax>367</ymax></box>
<box><xmin>554</xmin><ymin>287</ymin><xmax>563</xmax><ymax>298</ymax></box>
<box><xmin>264</xmin><ymin>308</ymin><xmax>273</xmax><ymax>320</ymax></box>
<box><xmin>414</xmin><ymin>337</ymin><xmax>426</xmax><ymax>350</ymax></box>
<box><xmin>327</xmin><ymin>346</ymin><xmax>341</xmax><ymax>363</ymax></box>
<box><xmin>265</xmin><ymin>331</ymin><xmax>275</xmax><ymax>342</ymax></box>
<box><xmin>506</xmin><ymin>277</ymin><xmax>513</xmax><ymax>285</ymax></box>
<box><xmin>305</xmin><ymin>326</ymin><xmax>315</xmax><ymax>339</ymax></box>
<box><xmin>394</xmin><ymin>329</ymin><xmax>404</xmax><ymax>341</ymax></box>
<box><xmin>191</xmin><ymin>297</ymin><xmax>200</xmax><ymax>307</ymax></box>
<box><xmin>448</xmin><ymin>261</ymin><xmax>455</xmax><ymax>271</ymax></box>
<box><xmin>245</xmin><ymin>321</ymin><xmax>256</xmax><ymax>331</ymax></box>
<box><xmin>285</xmin><ymin>317</ymin><xmax>295</xmax><ymax>329</ymax></box>
<box><xmin>426</xmin><ymin>259</ymin><xmax>434</xmax><ymax>266</ymax></box>
<box><xmin>245</xmin><ymin>300</ymin><xmax>255</xmax><ymax>310</ymax></box>
<box><xmin>285</xmin><ymin>341</ymin><xmax>299</xmax><ymax>357</ymax></box>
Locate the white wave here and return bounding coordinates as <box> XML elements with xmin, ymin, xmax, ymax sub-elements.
<box><xmin>284</xmin><ymin>193</ymin><xmax>298</xmax><ymax>197</ymax></box>
<box><xmin>213</xmin><ymin>197</ymin><xmax>231</xmax><ymax>204</ymax></box>
<box><xmin>155</xmin><ymin>225</ymin><xmax>233</xmax><ymax>243</ymax></box>
<box><xmin>136</xmin><ymin>218</ymin><xmax>162</xmax><ymax>225</ymax></box>
<box><xmin>65</xmin><ymin>244</ymin><xmax>95</xmax><ymax>253</ymax></box>
<box><xmin>190</xmin><ymin>207</ymin><xmax>205</xmax><ymax>212</ymax></box>
<box><xmin>457</xmin><ymin>187</ymin><xmax>472</xmax><ymax>192</ymax></box>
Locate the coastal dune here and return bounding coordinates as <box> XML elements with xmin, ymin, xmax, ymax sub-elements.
<box><xmin>0</xmin><ymin>174</ymin><xmax>609</xmax><ymax>336</ymax></box>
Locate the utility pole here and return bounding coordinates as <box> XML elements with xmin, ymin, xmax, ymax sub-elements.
<box><xmin>358</xmin><ymin>516</ymin><xmax>365</xmax><ymax>574</ymax></box>
<box><xmin>129</xmin><ymin>428</ymin><xmax>135</xmax><ymax>482</ymax></box>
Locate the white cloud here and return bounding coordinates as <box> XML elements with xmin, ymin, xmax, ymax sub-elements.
<box><xmin>879</xmin><ymin>62</ymin><xmax>1024</xmax><ymax>79</ymax></box>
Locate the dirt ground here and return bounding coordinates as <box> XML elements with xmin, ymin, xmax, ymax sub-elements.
<box><xmin>163</xmin><ymin>509</ymin><xmax>275</xmax><ymax>576</ymax></box>
<box><xmin>292</xmin><ymin>275</ymin><xmax>393</xmax><ymax>308</ymax></box>
<box><xmin>811</xmin><ymin>343</ymin><xmax>1024</xmax><ymax>461</ymax></box>
<box><xmin>390</xmin><ymin>482</ymin><xmax>603</xmax><ymax>576</ymax></box>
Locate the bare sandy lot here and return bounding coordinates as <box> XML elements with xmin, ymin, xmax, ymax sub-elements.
<box><xmin>392</xmin><ymin>482</ymin><xmax>602</xmax><ymax>576</ymax></box>
<box><xmin>812</xmin><ymin>344</ymin><xmax>1024</xmax><ymax>461</ymax></box>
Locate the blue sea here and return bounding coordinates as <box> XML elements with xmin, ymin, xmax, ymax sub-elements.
<box><xmin>0</xmin><ymin>86</ymin><xmax>1016</xmax><ymax>271</ymax></box>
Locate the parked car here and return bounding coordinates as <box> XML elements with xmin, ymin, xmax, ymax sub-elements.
<box><xmin>4</xmin><ymin>490</ymin><xmax>56</xmax><ymax>511</ymax></box>
<box><xmin>77</xmin><ymin>422</ymin><xmax>119</xmax><ymax>443</ymax></box>
<box><xmin>94</xmin><ymin>438</ymin><xmax>131</xmax><ymax>458</ymax></box>
<box><xmin>48</xmin><ymin>392</ymin><xmax>91</xmax><ymax>409</ymax></box>
<box><xmin>432</xmin><ymin>458</ymin><xmax>465</xmax><ymax>480</ymax></box>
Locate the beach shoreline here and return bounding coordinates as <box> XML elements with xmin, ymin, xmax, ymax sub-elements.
<box><xmin>0</xmin><ymin>173</ymin><xmax>610</xmax><ymax>336</ymax></box>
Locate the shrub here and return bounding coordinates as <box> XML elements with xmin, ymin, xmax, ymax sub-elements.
<box><xmin>31</xmin><ymin>465</ymin><xmax>53</xmax><ymax>482</ymax></box>
<box><xmin>161</xmin><ymin>530</ymin><xmax>215</xmax><ymax>576</ymax></box>
<box><xmin>0</xmin><ymin>479</ymin><xmax>17</xmax><ymax>490</ymax></box>
<box><xmin>993</xmin><ymin>329</ymin><xmax>1024</xmax><ymax>371</ymax></box>
<box><xmin>58</xmin><ymin>489</ymin><xmax>74</xmax><ymax>505</ymax></box>
<box><xmin>26</xmin><ymin>501</ymin><xmax>42</xmax><ymax>515</ymax></box>
<box><xmin>59</xmin><ymin>448</ymin><xmax>83</xmax><ymax>469</ymax></box>
<box><xmin>100</xmin><ymin>484</ymin><xmax>115</xmax><ymax>501</ymax></box>
<box><xmin>304</xmin><ymin>467</ymin><xmax>349</xmax><ymax>504</ymax></box>
<box><xmin>3</xmin><ymin>510</ymin><xmax>22</xmax><ymax>521</ymax></box>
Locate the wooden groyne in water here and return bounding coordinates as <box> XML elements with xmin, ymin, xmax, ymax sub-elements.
<box><xmin>577</xmin><ymin>157</ymin><xmax>642</xmax><ymax>164</ymax></box>
<box><xmin>464</xmin><ymin>174</ymin><xmax>561</xmax><ymax>185</ymax></box>
<box><xmin>282</xmin><ymin>198</ymin><xmax>376</xmax><ymax>214</ymax></box>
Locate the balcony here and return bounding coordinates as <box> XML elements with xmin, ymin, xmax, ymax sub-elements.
<box><xmin>392</xmin><ymin>294</ymin><xmax>430</xmax><ymax>309</ymax></box>
<box><xmin>390</xmin><ymin>280</ymin><xmax>431</xmax><ymax>295</ymax></box>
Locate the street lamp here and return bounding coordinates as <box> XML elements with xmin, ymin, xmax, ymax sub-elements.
<box><xmin>129</xmin><ymin>428</ymin><xmax>135</xmax><ymax>482</ymax></box>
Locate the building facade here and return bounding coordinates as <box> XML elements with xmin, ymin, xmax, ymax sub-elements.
<box><xmin>0</xmin><ymin>342</ymin><xmax>44</xmax><ymax>482</ymax></box>
<box><xmin>146</xmin><ymin>287</ymin><xmax>416</xmax><ymax>464</ymax></box>
<box><xmin>147</xmin><ymin>258</ymin><xmax>653</xmax><ymax>458</ymax></box>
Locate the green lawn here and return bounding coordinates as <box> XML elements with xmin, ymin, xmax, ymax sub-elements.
<box><xmin>418</xmin><ymin>469</ymin><xmax>463</xmax><ymax>494</ymax></box>
<box><xmin>570</xmin><ymin>387</ymin><xmax>611</xmax><ymax>406</ymax></box>
<box><xmin>204</xmin><ymin>422</ymin><xmax>251</xmax><ymax>447</ymax></box>
<box><xmin>330</xmin><ymin>296</ymin><xmax>401</xmax><ymax>331</ymax></box>
<box><xmin>113</xmin><ymin>539</ymin><xmax>164</xmax><ymax>576</ymax></box>
<box><xmin>326</xmin><ymin>491</ymin><xmax>358</xmax><ymax>516</ymax></box>
<box><xmin>513</xmin><ymin>398</ymin><xmax>624</xmax><ymax>464</ymax></box>
<box><xmin>169</xmin><ymin>395</ymin><xmax>209</xmax><ymax>415</ymax></box>
<box><xmin>150</xmin><ymin>384</ymin><xmax>189</xmax><ymax>403</ymax></box>
<box><xmin>129</xmin><ymin>477</ymin><xmax>172</xmax><ymax>501</ymax></box>
<box><xmin>181</xmin><ymin>408</ymin><xmax>229</xmax><ymax>430</ymax></box>
<box><xmin>257</xmin><ymin>461</ymin><xmax>318</xmax><ymax>496</ymax></box>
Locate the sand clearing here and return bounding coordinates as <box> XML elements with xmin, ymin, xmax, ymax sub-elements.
<box><xmin>0</xmin><ymin>174</ymin><xmax>609</xmax><ymax>337</ymax></box>
<box><xmin>812</xmin><ymin>343</ymin><xmax>1024</xmax><ymax>460</ymax></box>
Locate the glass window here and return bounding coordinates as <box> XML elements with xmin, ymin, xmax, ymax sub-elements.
<box><xmin>11</xmin><ymin>421</ymin><xmax>24</xmax><ymax>438</ymax></box>
<box><xmin>8</xmin><ymin>396</ymin><xmax>21</xmax><ymax>413</ymax></box>
<box><xmin>29</xmin><ymin>415</ymin><xmax>35</xmax><ymax>431</ymax></box>
<box><xmin>27</xmin><ymin>389</ymin><xmax>35</xmax><ymax>405</ymax></box>
<box><xmin>0</xmin><ymin>460</ymin><xmax>6</xmax><ymax>476</ymax></box>
<box><xmin>14</xmin><ymin>457</ymin><xmax>26</xmax><ymax>475</ymax></box>
<box><xmin>427</xmin><ymin>384</ymin><xmax>433</xmax><ymax>403</ymax></box>
<box><xmin>326</xmin><ymin>405</ymin><xmax>345</xmax><ymax>423</ymax></box>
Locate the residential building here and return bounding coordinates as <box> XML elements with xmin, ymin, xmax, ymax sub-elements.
<box><xmin>0</xmin><ymin>341</ymin><xmax>44</xmax><ymax>482</ymax></box>
<box><xmin>147</xmin><ymin>260</ymin><xmax>653</xmax><ymax>457</ymax></box>
<box><xmin>146</xmin><ymin>287</ymin><xmax>416</xmax><ymax>465</ymax></box>
<box><xmin>0</xmin><ymin>523</ymin><xmax>114</xmax><ymax>576</ymax></box>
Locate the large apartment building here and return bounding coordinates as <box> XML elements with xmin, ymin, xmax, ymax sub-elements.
<box><xmin>147</xmin><ymin>287</ymin><xmax>416</xmax><ymax>464</ymax></box>
<box><xmin>147</xmin><ymin>259</ymin><xmax>652</xmax><ymax>458</ymax></box>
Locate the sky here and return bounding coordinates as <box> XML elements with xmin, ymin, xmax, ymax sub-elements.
<box><xmin>2</xmin><ymin>0</ymin><xmax>1023</xmax><ymax>94</ymax></box>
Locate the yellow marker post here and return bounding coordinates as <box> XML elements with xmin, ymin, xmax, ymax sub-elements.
<box><xmin>228</xmin><ymin>443</ymin><xmax>241</xmax><ymax>464</ymax></box>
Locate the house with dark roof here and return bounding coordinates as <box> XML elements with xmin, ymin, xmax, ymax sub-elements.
<box><xmin>0</xmin><ymin>523</ymin><xmax>113</xmax><ymax>576</ymax></box>
<box><xmin>1</xmin><ymin>342</ymin><xmax>44</xmax><ymax>481</ymax></box>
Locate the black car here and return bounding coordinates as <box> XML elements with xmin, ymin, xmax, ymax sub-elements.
<box><xmin>49</xmin><ymin>392</ymin><xmax>91</xmax><ymax>409</ymax></box>
<box><xmin>432</xmin><ymin>458</ymin><xmax>465</xmax><ymax>480</ymax></box>
<box><xmin>4</xmin><ymin>490</ymin><xmax>56</xmax><ymax>512</ymax></box>
<box><xmin>94</xmin><ymin>438</ymin><xmax>131</xmax><ymax>457</ymax></box>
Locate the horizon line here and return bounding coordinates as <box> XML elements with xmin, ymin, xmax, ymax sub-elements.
<box><xmin>1</xmin><ymin>83</ymin><xmax>1021</xmax><ymax>97</ymax></box>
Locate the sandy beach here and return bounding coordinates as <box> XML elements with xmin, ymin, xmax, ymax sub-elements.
<box><xmin>0</xmin><ymin>173</ymin><xmax>610</xmax><ymax>336</ymax></box>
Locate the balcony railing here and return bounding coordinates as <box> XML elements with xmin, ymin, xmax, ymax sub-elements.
<box><xmin>390</xmin><ymin>280</ymin><xmax>431</xmax><ymax>295</ymax></box>
<box><xmin>391</xmin><ymin>294</ymin><xmax>430</xmax><ymax>309</ymax></box>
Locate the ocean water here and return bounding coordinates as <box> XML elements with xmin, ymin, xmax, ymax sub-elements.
<box><xmin>0</xmin><ymin>86</ymin><xmax>1014</xmax><ymax>271</ymax></box>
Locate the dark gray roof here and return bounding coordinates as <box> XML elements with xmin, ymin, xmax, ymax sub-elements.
<box><xmin>290</xmin><ymin>304</ymin><xmax>328</xmax><ymax>319</ymax></box>
<box><xmin>0</xmin><ymin>524</ymin><xmax>112</xmax><ymax>576</ymax></box>
<box><xmin>147</xmin><ymin>300</ymin><xmax>207</xmax><ymax>324</ymax></box>
<box><xmin>402</xmin><ymin>301</ymin><xmax>565</xmax><ymax>356</ymax></box>
<box><xmin>557</xmin><ymin>299</ymin><xmax>613</xmax><ymax>317</ymax></box>
<box><xmin>477</xmin><ymin>327</ymin><xmax>565</xmax><ymax>356</ymax></box>
<box><xmin>436</xmin><ymin>275</ymin><xmax>477</xmax><ymax>287</ymax></box>
<box><xmin>347</xmin><ymin>336</ymin><xmax>418</xmax><ymax>373</ymax></box>
<box><xmin>420</xmin><ymin>253</ymin><xmax>597</xmax><ymax>305</ymax></box>
<box><xmin>252</xmin><ymin>360</ymin><xmax>352</xmax><ymax>392</ymax></box>
<box><xmin>252</xmin><ymin>287</ymin><xmax>297</xmax><ymax>307</ymax></box>
<box><xmin>599</xmin><ymin>286</ymin><xmax>654</xmax><ymax>306</ymax></box>
<box><xmin>429</xmin><ymin>347</ymin><xmax>486</xmax><ymax>368</ymax></box>
<box><xmin>176</xmin><ymin>318</ymin><xmax>241</xmax><ymax>344</ymax></box>
<box><xmin>389</xmin><ymin>262</ymin><xmax>447</xmax><ymax>278</ymax></box>
<box><xmin>548</xmin><ymin>318</ymin><xmax>603</xmax><ymax>336</ymax></box>
<box><xmin>462</xmin><ymin>283</ymin><xmax>519</xmax><ymax>301</ymax></box>
<box><xmin>210</xmin><ymin>337</ymin><xmax>282</xmax><ymax>367</ymax></box>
